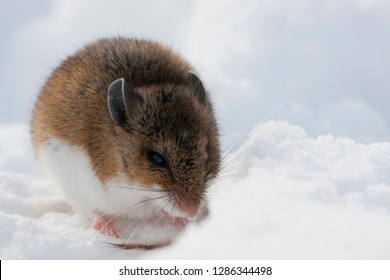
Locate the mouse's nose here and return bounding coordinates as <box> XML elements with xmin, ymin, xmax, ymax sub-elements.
<box><xmin>185</xmin><ymin>203</ymin><xmax>209</xmax><ymax>221</ymax></box>
<box><xmin>182</xmin><ymin>202</ymin><xmax>198</xmax><ymax>220</ymax></box>
<box><xmin>171</xmin><ymin>187</ymin><xmax>205</xmax><ymax>220</ymax></box>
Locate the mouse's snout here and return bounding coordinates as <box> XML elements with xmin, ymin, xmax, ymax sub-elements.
<box><xmin>168</xmin><ymin>186</ymin><xmax>208</xmax><ymax>221</ymax></box>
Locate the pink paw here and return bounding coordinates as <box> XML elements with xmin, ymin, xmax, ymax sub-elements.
<box><xmin>93</xmin><ymin>217</ymin><xmax>121</xmax><ymax>238</ymax></box>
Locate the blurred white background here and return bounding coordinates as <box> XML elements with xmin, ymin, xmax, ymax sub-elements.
<box><xmin>1</xmin><ymin>0</ymin><xmax>389</xmax><ymax>145</ymax></box>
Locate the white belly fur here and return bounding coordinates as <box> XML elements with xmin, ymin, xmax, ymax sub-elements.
<box><xmin>37</xmin><ymin>137</ymin><xmax>165</xmax><ymax>220</ymax></box>
<box><xmin>37</xmin><ymin>137</ymin><xmax>194</xmax><ymax>242</ymax></box>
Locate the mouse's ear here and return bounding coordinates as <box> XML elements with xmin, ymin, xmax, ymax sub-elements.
<box><xmin>188</xmin><ymin>71</ymin><xmax>207</xmax><ymax>105</ymax></box>
<box><xmin>107</xmin><ymin>78</ymin><xmax>143</xmax><ymax>126</ymax></box>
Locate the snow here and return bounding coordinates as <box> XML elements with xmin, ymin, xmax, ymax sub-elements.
<box><xmin>150</xmin><ymin>122</ymin><xmax>390</xmax><ymax>259</ymax></box>
<box><xmin>1</xmin><ymin>122</ymin><xmax>390</xmax><ymax>259</ymax></box>
<box><xmin>1</xmin><ymin>0</ymin><xmax>390</xmax><ymax>259</ymax></box>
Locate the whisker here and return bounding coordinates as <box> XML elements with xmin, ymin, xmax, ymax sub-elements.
<box><xmin>146</xmin><ymin>199</ymin><xmax>172</xmax><ymax>242</ymax></box>
<box><xmin>140</xmin><ymin>198</ymin><xmax>171</xmax><ymax>243</ymax></box>
<box><xmin>221</xmin><ymin>146</ymin><xmax>252</xmax><ymax>168</ymax></box>
<box><xmin>118</xmin><ymin>215</ymin><xmax>146</xmax><ymax>241</ymax></box>
<box><xmin>123</xmin><ymin>204</ymin><xmax>164</xmax><ymax>245</ymax></box>
<box><xmin>121</xmin><ymin>198</ymin><xmax>169</xmax><ymax>240</ymax></box>
<box><xmin>111</xmin><ymin>186</ymin><xmax>164</xmax><ymax>193</ymax></box>
<box><xmin>219</xmin><ymin>136</ymin><xmax>247</xmax><ymax>162</ymax></box>
<box><xmin>214</xmin><ymin>103</ymin><xmax>281</xmax><ymax>178</ymax></box>
<box><xmin>88</xmin><ymin>212</ymin><xmax>122</xmax><ymax>244</ymax></box>
<box><xmin>209</xmin><ymin>174</ymin><xmax>236</xmax><ymax>184</ymax></box>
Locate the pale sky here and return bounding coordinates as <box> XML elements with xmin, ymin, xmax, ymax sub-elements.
<box><xmin>1</xmin><ymin>0</ymin><xmax>389</xmax><ymax>144</ymax></box>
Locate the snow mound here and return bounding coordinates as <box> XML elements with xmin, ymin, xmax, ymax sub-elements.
<box><xmin>1</xmin><ymin>122</ymin><xmax>390</xmax><ymax>259</ymax></box>
<box><xmin>150</xmin><ymin>121</ymin><xmax>390</xmax><ymax>259</ymax></box>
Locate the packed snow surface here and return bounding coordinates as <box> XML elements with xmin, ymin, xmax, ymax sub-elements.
<box><xmin>1</xmin><ymin>122</ymin><xmax>389</xmax><ymax>259</ymax></box>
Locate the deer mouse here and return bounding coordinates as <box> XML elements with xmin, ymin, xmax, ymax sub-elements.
<box><xmin>31</xmin><ymin>38</ymin><xmax>220</xmax><ymax>247</ymax></box>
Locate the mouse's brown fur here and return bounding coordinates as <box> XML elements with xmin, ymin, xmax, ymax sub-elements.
<box><xmin>31</xmin><ymin>37</ymin><xmax>220</xmax><ymax>215</ymax></box>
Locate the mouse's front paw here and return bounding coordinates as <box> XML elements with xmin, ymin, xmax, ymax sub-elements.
<box><xmin>93</xmin><ymin>217</ymin><xmax>121</xmax><ymax>238</ymax></box>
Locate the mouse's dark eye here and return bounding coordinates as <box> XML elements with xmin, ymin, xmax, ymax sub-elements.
<box><xmin>147</xmin><ymin>150</ymin><xmax>167</xmax><ymax>168</ymax></box>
